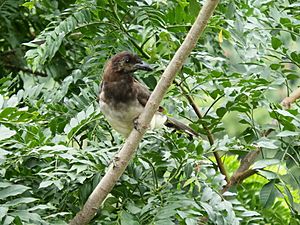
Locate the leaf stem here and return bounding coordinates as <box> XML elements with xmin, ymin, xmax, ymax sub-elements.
<box><xmin>174</xmin><ymin>80</ymin><xmax>229</xmax><ymax>182</ymax></box>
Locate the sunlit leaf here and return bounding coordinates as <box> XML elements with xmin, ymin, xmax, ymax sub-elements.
<box><xmin>0</xmin><ymin>125</ymin><xmax>16</xmax><ymax>141</ymax></box>
<box><xmin>252</xmin><ymin>159</ymin><xmax>280</xmax><ymax>170</ymax></box>
<box><xmin>256</xmin><ymin>138</ymin><xmax>278</xmax><ymax>149</ymax></box>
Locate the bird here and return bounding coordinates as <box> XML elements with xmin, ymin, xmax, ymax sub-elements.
<box><xmin>98</xmin><ymin>51</ymin><xmax>198</xmax><ymax>138</ymax></box>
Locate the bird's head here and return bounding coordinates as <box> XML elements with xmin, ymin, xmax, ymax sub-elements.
<box><xmin>110</xmin><ymin>51</ymin><xmax>152</xmax><ymax>73</ymax></box>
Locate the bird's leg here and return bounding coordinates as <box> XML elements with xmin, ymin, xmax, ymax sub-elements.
<box><xmin>106</xmin><ymin>146</ymin><xmax>122</xmax><ymax>168</ymax></box>
<box><xmin>112</xmin><ymin>155</ymin><xmax>120</xmax><ymax>168</ymax></box>
<box><xmin>107</xmin><ymin>153</ymin><xmax>121</xmax><ymax>168</ymax></box>
<box><xmin>133</xmin><ymin>116</ymin><xmax>141</xmax><ymax>133</ymax></box>
<box><xmin>133</xmin><ymin>116</ymin><xmax>148</xmax><ymax>133</ymax></box>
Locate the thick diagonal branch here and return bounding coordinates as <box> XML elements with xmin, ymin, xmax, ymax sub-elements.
<box><xmin>69</xmin><ymin>1</ymin><xmax>220</xmax><ymax>224</ymax></box>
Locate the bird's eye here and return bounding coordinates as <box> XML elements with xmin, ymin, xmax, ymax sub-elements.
<box><xmin>125</xmin><ymin>58</ymin><xmax>130</xmax><ymax>63</ymax></box>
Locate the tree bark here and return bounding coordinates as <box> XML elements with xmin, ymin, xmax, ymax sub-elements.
<box><xmin>69</xmin><ymin>1</ymin><xmax>220</xmax><ymax>224</ymax></box>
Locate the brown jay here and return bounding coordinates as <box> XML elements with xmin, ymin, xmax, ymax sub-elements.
<box><xmin>99</xmin><ymin>51</ymin><xmax>198</xmax><ymax>138</ymax></box>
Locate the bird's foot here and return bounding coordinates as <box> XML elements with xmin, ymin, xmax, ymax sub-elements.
<box><xmin>133</xmin><ymin>117</ymin><xmax>148</xmax><ymax>133</ymax></box>
<box><xmin>107</xmin><ymin>147</ymin><xmax>122</xmax><ymax>168</ymax></box>
<box><xmin>112</xmin><ymin>155</ymin><xmax>120</xmax><ymax>168</ymax></box>
<box><xmin>133</xmin><ymin>117</ymin><xmax>142</xmax><ymax>133</ymax></box>
<box><xmin>107</xmin><ymin>155</ymin><xmax>120</xmax><ymax>168</ymax></box>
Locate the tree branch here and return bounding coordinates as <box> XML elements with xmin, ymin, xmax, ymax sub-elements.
<box><xmin>221</xmin><ymin>148</ymin><xmax>260</xmax><ymax>193</ymax></box>
<box><xmin>174</xmin><ymin>80</ymin><xmax>229</xmax><ymax>182</ymax></box>
<box><xmin>221</xmin><ymin>128</ymin><xmax>274</xmax><ymax>193</ymax></box>
<box><xmin>69</xmin><ymin>1</ymin><xmax>220</xmax><ymax>224</ymax></box>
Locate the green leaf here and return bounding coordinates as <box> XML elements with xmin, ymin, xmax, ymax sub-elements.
<box><xmin>155</xmin><ymin>219</ymin><xmax>174</xmax><ymax>225</ymax></box>
<box><xmin>25</xmin><ymin>9</ymin><xmax>91</xmax><ymax>68</ymax></box>
<box><xmin>28</xmin><ymin>204</ymin><xmax>55</xmax><ymax>211</ymax></box>
<box><xmin>0</xmin><ymin>125</ymin><xmax>16</xmax><ymax>141</ymax></box>
<box><xmin>156</xmin><ymin>203</ymin><xmax>180</xmax><ymax>220</ymax></box>
<box><xmin>3</xmin><ymin>215</ymin><xmax>14</xmax><ymax>225</ymax></box>
<box><xmin>280</xmin><ymin>17</ymin><xmax>292</xmax><ymax>28</ymax></box>
<box><xmin>0</xmin><ymin>206</ymin><xmax>8</xmax><ymax>221</ymax></box>
<box><xmin>252</xmin><ymin>159</ymin><xmax>280</xmax><ymax>170</ymax></box>
<box><xmin>270</xmin><ymin>63</ymin><xmax>281</xmax><ymax>70</ymax></box>
<box><xmin>4</xmin><ymin>197</ymin><xmax>38</xmax><ymax>207</ymax></box>
<box><xmin>39</xmin><ymin>180</ymin><xmax>54</xmax><ymax>189</ymax></box>
<box><xmin>276</xmin><ymin>109</ymin><xmax>299</xmax><ymax>120</ymax></box>
<box><xmin>276</xmin><ymin>130</ymin><xmax>299</xmax><ymax>137</ymax></box>
<box><xmin>0</xmin><ymin>185</ymin><xmax>31</xmax><ymax>200</ymax></box>
<box><xmin>10</xmin><ymin>210</ymin><xmax>42</xmax><ymax>222</ymax></box>
<box><xmin>256</xmin><ymin>138</ymin><xmax>278</xmax><ymax>149</ymax></box>
<box><xmin>22</xmin><ymin>2</ymin><xmax>35</xmax><ymax>10</ymax></box>
<box><xmin>6</xmin><ymin>95</ymin><xmax>18</xmax><ymax>107</ymax></box>
<box><xmin>271</xmin><ymin>37</ymin><xmax>282</xmax><ymax>50</ymax></box>
<box><xmin>260</xmin><ymin>181</ymin><xmax>276</xmax><ymax>208</ymax></box>
<box><xmin>241</xmin><ymin>211</ymin><xmax>260</xmax><ymax>217</ymax></box>
<box><xmin>53</xmin><ymin>180</ymin><xmax>64</xmax><ymax>190</ymax></box>
<box><xmin>201</xmin><ymin>187</ymin><xmax>213</xmax><ymax>202</ymax></box>
<box><xmin>183</xmin><ymin>177</ymin><xmax>197</xmax><ymax>187</ymax></box>
<box><xmin>283</xmin><ymin>186</ymin><xmax>294</xmax><ymax>208</ymax></box>
<box><xmin>216</xmin><ymin>107</ymin><xmax>227</xmax><ymax>117</ymax></box>
<box><xmin>290</xmin><ymin>52</ymin><xmax>300</xmax><ymax>64</ymax></box>
<box><xmin>200</xmin><ymin>202</ymin><xmax>215</xmax><ymax>220</ymax></box>
<box><xmin>126</xmin><ymin>202</ymin><xmax>141</xmax><ymax>215</ymax></box>
<box><xmin>120</xmin><ymin>211</ymin><xmax>139</xmax><ymax>225</ymax></box>
<box><xmin>0</xmin><ymin>182</ymin><xmax>12</xmax><ymax>188</ymax></box>
<box><xmin>259</xmin><ymin>170</ymin><xmax>277</xmax><ymax>179</ymax></box>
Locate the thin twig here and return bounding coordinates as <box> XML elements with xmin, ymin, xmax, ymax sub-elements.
<box><xmin>203</xmin><ymin>93</ymin><xmax>225</xmax><ymax>117</ymax></box>
<box><xmin>108</xmin><ymin>0</ymin><xmax>150</xmax><ymax>59</ymax></box>
<box><xmin>174</xmin><ymin>80</ymin><xmax>229</xmax><ymax>182</ymax></box>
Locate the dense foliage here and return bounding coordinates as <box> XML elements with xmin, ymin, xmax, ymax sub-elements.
<box><xmin>0</xmin><ymin>0</ymin><xmax>300</xmax><ymax>224</ymax></box>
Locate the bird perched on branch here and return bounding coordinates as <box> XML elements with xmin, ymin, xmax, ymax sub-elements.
<box><xmin>99</xmin><ymin>51</ymin><xmax>198</xmax><ymax>138</ymax></box>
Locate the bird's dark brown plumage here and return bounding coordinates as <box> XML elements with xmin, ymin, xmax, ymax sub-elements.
<box><xmin>99</xmin><ymin>51</ymin><xmax>198</xmax><ymax>137</ymax></box>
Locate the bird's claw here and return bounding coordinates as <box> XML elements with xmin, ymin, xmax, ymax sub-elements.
<box><xmin>133</xmin><ymin>117</ymin><xmax>141</xmax><ymax>133</ymax></box>
<box><xmin>107</xmin><ymin>148</ymin><xmax>121</xmax><ymax>168</ymax></box>
<box><xmin>111</xmin><ymin>155</ymin><xmax>120</xmax><ymax>168</ymax></box>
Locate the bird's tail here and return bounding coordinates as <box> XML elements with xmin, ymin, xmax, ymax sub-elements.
<box><xmin>165</xmin><ymin>117</ymin><xmax>198</xmax><ymax>137</ymax></box>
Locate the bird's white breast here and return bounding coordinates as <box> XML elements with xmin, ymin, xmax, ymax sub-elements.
<box><xmin>99</xmin><ymin>99</ymin><xmax>143</xmax><ymax>137</ymax></box>
<box><xmin>99</xmin><ymin>93</ymin><xmax>167</xmax><ymax>137</ymax></box>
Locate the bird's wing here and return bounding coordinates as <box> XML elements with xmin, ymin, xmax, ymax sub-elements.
<box><xmin>134</xmin><ymin>79</ymin><xmax>165</xmax><ymax>112</ymax></box>
<box><xmin>134</xmin><ymin>79</ymin><xmax>151</xmax><ymax>107</ymax></box>
<box><xmin>134</xmin><ymin>79</ymin><xmax>198</xmax><ymax>137</ymax></box>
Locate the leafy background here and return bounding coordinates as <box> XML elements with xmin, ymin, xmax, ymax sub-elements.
<box><xmin>0</xmin><ymin>0</ymin><xmax>300</xmax><ymax>224</ymax></box>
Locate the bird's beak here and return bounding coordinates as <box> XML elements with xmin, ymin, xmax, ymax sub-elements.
<box><xmin>134</xmin><ymin>61</ymin><xmax>153</xmax><ymax>71</ymax></box>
